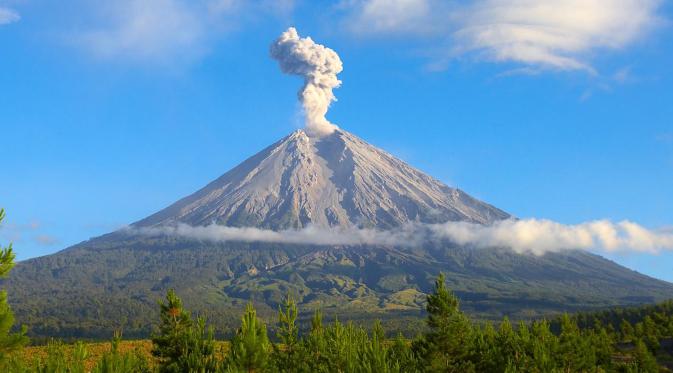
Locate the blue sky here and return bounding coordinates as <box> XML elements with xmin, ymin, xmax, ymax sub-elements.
<box><xmin>1</xmin><ymin>0</ymin><xmax>672</xmax><ymax>281</ymax></box>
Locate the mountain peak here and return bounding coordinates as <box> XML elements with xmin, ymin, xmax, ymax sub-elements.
<box><xmin>135</xmin><ymin>129</ymin><xmax>509</xmax><ymax>230</ymax></box>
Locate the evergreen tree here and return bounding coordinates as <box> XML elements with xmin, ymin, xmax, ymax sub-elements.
<box><xmin>621</xmin><ymin>319</ymin><xmax>635</xmax><ymax>341</ymax></box>
<box><xmin>413</xmin><ymin>273</ymin><xmax>474</xmax><ymax>372</ymax></box>
<box><xmin>357</xmin><ymin>320</ymin><xmax>400</xmax><ymax>373</ymax></box>
<box><xmin>472</xmin><ymin>322</ymin><xmax>499</xmax><ymax>372</ymax></box>
<box><xmin>225</xmin><ymin>303</ymin><xmax>270</xmax><ymax>373</ymax></box>
<box><xmin>631</xmin><ymin>339</ymin><xmax>659</xmax><ymax>373</ymax></box>
<box><xmin>152</xmin><ymin>289</ymin><xmax>217</xmax><ymax>372</ymax></box>
<box><xmin>388</xmin><ymin>333</ymin><xmax>418</xmax><ymax>373</ymax></box>
<box><xmin>528</xmin><ymin>320</ymin><xmax>558</xmax><ymax>372</ymax></box>
<box><xmin>0</xmin><ymin>209</ymin><xmax>28</xmax><ymax>362</ymax></box>
<box><xmin>557</xmin><ymin>314</ymin><xmax>597</xmax><ymax>372</ymax></box>
<box><xmin>301</xmin><ymin>309</ymin><xmax>328</xmax><ymax>372</ymax></box>
<box><xmin>272</xmin><ymin>296</ymin><xmax>303</xmax><ymax>372</ymax></box>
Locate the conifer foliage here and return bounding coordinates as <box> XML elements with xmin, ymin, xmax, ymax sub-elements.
<box><xmin>0</xmin><ymin>209</ymin><xmax>28</xmax><ymax>363</ymax></box>
<box><xmin>224</xmin><ymin>302</ymin><xmax>270</xmax><ymax>372</ymax></box>
<box><xmin>152</xmin><ymin>289</ymin><xmax>217</xmax><ymax>372</ymax></box>
<box><xmin>2</xmin><ymin>249</ymin><xmax>673</xmax><ymax>372</ymax></box>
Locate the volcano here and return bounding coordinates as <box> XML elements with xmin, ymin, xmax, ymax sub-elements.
<box><xmin>136</xmin><ymin>129</ymin><xmax>508</xmax><ymax>230</ymax></box>
<box><xmin>6</xmin><ymin>129</ymin><xmax>673</xmax><ymax>338</ymax></box>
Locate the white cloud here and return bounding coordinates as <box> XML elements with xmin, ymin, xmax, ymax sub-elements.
<box><xmin>75</xmin><ymin>0</ymin><xmax>296</xmax><ymax>63</ymax></box>
<box><xmin>34</xmin><ymin>234</ymin><xmax>59</xmax><ymax>246</ymax></box>
<box><xmin>136</xmin><ymin>218</ymin><xmax>673</xmax><ymax>256</ymax></box>
<box><xmin>0</xmin><ymin>6</ymin><xmax>19</xmax><ymax>24</ymax></box>
<box><xmin>344</xmin><ymin>0</ymin><xmax>439</xmax><ymax>35</ymax></box>
<box><xmin>342</xmin><ymin>0</ymin><xmax>663</xmax><ymax>72</ymax></box>
<box><xmin>429</xmin><ymin>219</ymin><xmax>673</xmax><ymax>255</ymax></box>
<box><xmin>79</xmin><ymin>0</ymin><xmax>206</xmax><ymax>62</ymax></box>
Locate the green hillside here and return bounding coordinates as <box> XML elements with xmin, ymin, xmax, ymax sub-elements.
<box><xmin>6</xmin><ymin>233</ymin><xmax>673</xmax><ymax>339</ymax></box>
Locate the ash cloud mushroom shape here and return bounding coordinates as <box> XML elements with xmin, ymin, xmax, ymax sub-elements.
<box><xmin>270</xmin><ymin>27</ymin><xmax>343</xmax><ymax>137</ymax></box>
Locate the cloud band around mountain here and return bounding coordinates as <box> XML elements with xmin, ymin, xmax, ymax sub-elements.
<box><xmin>136</xmin><ymin>218</ymin><xmax>673</xmax><ymax>255</ymax></box>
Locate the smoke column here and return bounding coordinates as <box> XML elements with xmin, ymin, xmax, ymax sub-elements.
<box><xmin>270</xmin><ymin>27</ymin><xmax>343</xmax><ymax>136</ymax></box>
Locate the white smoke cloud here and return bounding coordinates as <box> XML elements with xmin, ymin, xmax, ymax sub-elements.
<box><xmin>136</xmin><ymin>218</ymin><xmax>673</xmax><ymax>256</ymax></box>
<box><xmin>270</xmin><ymin>27</ymin><xmax>343</xmax><ymax>136</ymax></box>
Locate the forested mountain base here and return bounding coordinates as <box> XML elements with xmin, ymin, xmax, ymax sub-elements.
<box><xmin>8</xmin><ymin>235</ymin><xmax>673</xmax><ymax>339</ymax></box>
<box><xmin>3</xmin><ymin>275</ymin><xmax>673</xmax><ymax>372</ymax></box>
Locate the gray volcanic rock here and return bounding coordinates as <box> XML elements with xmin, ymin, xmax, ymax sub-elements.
<box><xmin>135</xmin><ymin>129</ymin><xmax>509</xmax><ymax>230</ymax></box>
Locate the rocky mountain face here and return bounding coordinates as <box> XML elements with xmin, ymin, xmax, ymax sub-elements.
<box><xmin>5</xmin><ymin>130</ymin><xmax>673</xmax><ymax>339</ymax></box>
<box><xmin>135</xmin><ymin>129</ymin><xmax>509</xmax><ymax>229</ymax></box>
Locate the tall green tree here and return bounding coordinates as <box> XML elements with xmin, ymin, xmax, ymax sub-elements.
<box><xmin>0</xmin><ymin>209</ymin><xmax>28</xmax><ymax>363</ymax></box>
<box><xmin>272</xmin><ymin>295</ymin><xmax>305</xmax><ymax>372</ymax></box>
<box><xmin>557</xmin><ymin>314</ymin><xmax>597</xmax><ymax>372</ymax></box>
<box><xmin>225</xmin><ymin>303</ymin><xmax>270</xmax><ymax>373</ymax></box>
<box><xmin>631</xmin><ymin>339</ymin><xmax>659</xmax><ymax>373</ymax></box>
<box><xmin>152</xmin><ymin>289</ymin><xmax>217</xmax><ymax>373</ymax></box>
<box><xmin>413</xmin><ymin>273</ymin><xmax>474</xmax><ymax>372</ymax></box>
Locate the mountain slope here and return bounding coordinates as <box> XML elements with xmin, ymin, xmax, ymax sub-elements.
<box><xmin>135</xmin><ymin>129</ymin><xmax>509</xmax><ymax>229</ymax></box>
<box><xmin>5</xmin><ymin>129</ymin><xmax>673</xmax><ymax>339</ymax></box>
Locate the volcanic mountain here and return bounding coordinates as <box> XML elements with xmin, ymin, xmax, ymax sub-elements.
<box><xmin>6</xmin><ymin>129</ymin><xmax>673</xmax><ymax>338</ymax></box>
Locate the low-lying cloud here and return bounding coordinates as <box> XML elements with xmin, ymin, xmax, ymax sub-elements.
<box><xmin>136</xmin><ymin>218</ymin><xmax>673</xmax><ymax>256</ymax></box>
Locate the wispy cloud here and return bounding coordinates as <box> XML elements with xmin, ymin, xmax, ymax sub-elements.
<box><xmin>34</xmin><ymin>234</ymin><xmax>59</xmax><ymax>246</ymax></box>
<box><xmin>0</xmin><ymin>220</ymin><xmax>41</xmax><ymax>244</ymax></box>
<box><xmin>341</xmin><ymin>0</ymin><xmax>663</xmax><ymax>73</ymax></box>
<box><xmin>74</xmin><ymin>0</ymin><xmax>296</xmax><ymax>63</ymax></box>
<box><xmin>77</xmin><ymin>0</ymin><xmax>207</xmax><ymax>63</ymax></box>
<box><xmin>136</xmin><ymin>218</ymin><xmax>673</xmax><ymax>256</ymax></box>
<box><xmin>0</xmin><ymin>6</ymin><xmax>19</xmax><ymax>24</ymax></box>
<box><xmin>657</xmin><ymin>132</ymin><xmax>673</xmax><ymax>144</ymax></box>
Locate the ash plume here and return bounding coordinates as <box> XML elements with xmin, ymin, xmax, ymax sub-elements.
<box><xmin>270</xmin><ymin>27</ymin><xmax>343</xmax><ymax>136</ymax></box>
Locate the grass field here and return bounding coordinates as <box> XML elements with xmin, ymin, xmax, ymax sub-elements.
<box><xmin>11</xmin><ymin>340</ymin><xmax>230</xmax><ymax>371</ymax></box>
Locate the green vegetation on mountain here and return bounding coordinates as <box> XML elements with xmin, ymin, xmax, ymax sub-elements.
<box><xmin>6</xmin><ymin>233</ymin><xmax>673</xmax><ymax>339</ymax></box>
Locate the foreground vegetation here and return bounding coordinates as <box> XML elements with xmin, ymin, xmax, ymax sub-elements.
<box><xmin>1</xmin><ymin>208</ymin><xmax>673</xmax><ymax>372</ymax></box>
<box><xmin>1</xmin><ymin>278</ymin><xmax>672</xmax><ymax>372</ymax></box>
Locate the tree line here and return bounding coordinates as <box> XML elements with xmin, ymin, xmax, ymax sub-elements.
<box><xmin>1</xmin><ymin>208</ymin><xmax>673</xmax><ymax>372</ymax></box>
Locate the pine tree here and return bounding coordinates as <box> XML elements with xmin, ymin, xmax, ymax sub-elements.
<box><xmin>472</xmin><ymin>322</ymin><xmax>498</xmax><ymax>372</ymax></box>
<box><xmin>621</xmin><ymin>319</ymin><xmax>635</xmax><ymax>341</ymax></box>
<box><xmin>0</xmin><ymin>209</ymin><xmax>28</xmax><ymax>362</ymax></box>
<box><xmin>152</xmin><ymin>289</ymin><xmax>217</xmax><ymax>372</ymax></box>
<box><xmin>272</xmin><ymin>295</ymin><xmax>303</xmax><ymax>372</ymax></box>
<box><xmin>632</xmin><ymin>339</ymin><xmax>659</xmax><ymax>373</ymax></box>
<box><xmin>388</xmin><ymin>333</ymin><xmax>418</xmax><ymax>373</ymax></box>
<box><xmin>557</xmin><ymin>314</ymin><xmax>597</xmax><ymax>372</ymax></box>
<box><xmin>301</xmin><ymin>309</ymin><xmax>328</xmax><ymax>372</ymax></box>
<box><xmin>528</xmin><ymin>320</ymin><xmax>558</xmax><ymax>372</ymax></box>
<box><xmin>357</xmin><ymin>320</ymin><xmax>400</xmax><ymax>373</ymax></box>
<box><xmin>225</xmin><ymin>302</ymin><xmax>270</xmax><ymax>372</ymax></box>
<box><xmin>413</xmin><ymin>273</ymin><xmax>474</xmax><ymax>372</ymax></box>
